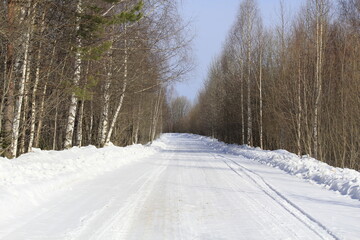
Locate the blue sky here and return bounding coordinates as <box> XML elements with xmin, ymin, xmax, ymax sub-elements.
<box><xmin>175</xmin><ymin>0</ymin><xmax>305</xmax><ymax>103</ymax></box>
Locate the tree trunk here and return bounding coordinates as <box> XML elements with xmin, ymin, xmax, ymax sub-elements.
<box><xmin>2</xmin><ymin>0</ymin><xmax>16</xmax><ymax>157</ymax></box>
<box><xmin>133</xmin><ymin>96</ymin><xmax>142</xmax><ymax>144</ymax></box>
<box><xmin>75</xmin><ymin>62</ymin><xmax>90</xmax><ymax>147</ymax></box>
<box><xmin>52</xmin><ymin>90</ymin><xmax>58</xmax><ymax>150</ymax></box>
<box><xmin>2</xmin><ymin>62</ymin><xmax>14</xmax><ymax>157</ymax></box>
<box><xmin>11</xmin><ymin>2</ymin><xmax>34</xmax><ymax>157</ymax></box>
<box><xmin>151</xmin><ymin>89</ymin><xmax>163</xmax><ymax>141</ymax></box>
<box><xmin>259</xmin><ymin>48</ymin><xmax>263</xmax><ymax>149</ymax></box>
<box><xmin>34</xmin><ymin>44</ymin><xmax>56</xmax><ymax>148</ymax></box>
<box><xmin>1</xmin><ymin>46</ymin><xmax>8</xmax><ymax>153</ymax></box>
<box><xmin>297</xmin><ymin>58</ymin><xmax>302</xmax><ymax>156</ymax></box>
<box><xmin>313</xmin><ymin>0</ymin><xmax>324</xmax><ymax>159</ymax></box>
<box><xmin>240</xmin><ymin>59</ymin><xmax>245</xmax><ymax>145</ymax></box>
<box><xmin>28</xmin><ymin>11</ymin><xmax>46</xmax><ymax>152</ymax></box>
<box><xmin>99</xmin><ymin>42</ymin><xmax>114</xmax><ymax>146</ymax></box>
<box><xmin>246</xmin><ymin>27</ymin><xmax>252</xmax><ymax>146</ymax></box>
<box><xmin>35</xmin><ymin>83</ymin><xmax>46</xmax><ymax>148</ymax></box>
<box><xmin>88</xmin><ymin>100</ymin><xmax>94</xmax><ymax>144</ymax></box>
<box><xmin>303</xmin><ymin>77</ymin><xmax>312</xmax><ymax>156</ymax></box>
<box><xmin>0</xmin><ymin>46</ymin><xmax>8</xmax><ymax>144</ymax></box>
<box><xmin>19</xmin><ymin>54</ymin><xmax>31</xmax><ymax>154</ymax></box>
<box><xmin>105</xmin><ymin>27</ymin><xmax>128</xmax><ymax>145</ymax></box>
<box><xmin>64</xmin><ymin>0</ymin><xmax>82</xmax><ymax>149</ymax></box>
<box><xmin>76</xmin><ymin>99</ymin><xmax>84</xmax><ymax>146</ymax></box>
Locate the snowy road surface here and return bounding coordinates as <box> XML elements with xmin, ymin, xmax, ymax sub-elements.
<box><xmin>1</xmin><ymin>134</ymin><xmax>360</xmax><ymax>239</ymax></box>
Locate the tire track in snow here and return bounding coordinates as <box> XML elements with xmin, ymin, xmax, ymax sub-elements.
<box><xmin>64</xmin><ymin>166</ymin><xmax>154</xmax><ymax>240</ymax></box>
<box><xmin>66</xmin><ymin>160</ymin><xmax>168</xmax><ymax>240</ymax></box>
<box><xmin>216</xmin><ymin>154</ymin><xmax>339</xmax><ymax>240</ymax></box>
<box><xmin>210</xmin><ymin>160</ymin><xmax>303</xmax><ymax>239</ymax></box>
<box><xmin>92</xmin><ymin>163</ymin><xmax>167</xmax><ymax>240</ymax></box>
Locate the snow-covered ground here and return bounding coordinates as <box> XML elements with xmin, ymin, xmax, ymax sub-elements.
<box><xmin>0</xmin><ymin>133</ymin><xmax>359</xmax><ymax>239</ymax></box>
<box><xmin>199</xmin><ymin>134</ymin><xmax>360</xmax><ymax>201</ymax></box>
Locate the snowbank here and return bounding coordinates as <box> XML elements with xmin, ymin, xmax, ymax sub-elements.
<box><xmin>186</xmin><ymin>134</ymin><xmax>360</xmax><ymax>201</ymax></box>
<box><xmin>0</xmin><ymin>143</ymin><xmax>157</xmax><ymax>221</ymax></box>
<box><xmin>1</xmin><ymin>133</ymin><xmax>359</xmax><ymax>224</ymax></box>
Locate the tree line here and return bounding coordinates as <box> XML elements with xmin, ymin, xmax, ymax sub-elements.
<box><xmin>0</xmin><ymin>0</ymin><xmax>192</xmax><ymax>158</ymax></box>
<box><xmin>184</xmin><ymin>0</ymin><xmax>359</xmax><ymax>170</ymax></box>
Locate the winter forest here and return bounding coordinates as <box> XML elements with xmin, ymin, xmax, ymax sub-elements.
<box><xmin>1</xmin><ymin>0</ymin><xmax>360</xmax><ymax>172</ymax></box>
<box><xmin>179</xmin><ymin>0</ymin><xmax>359</xmax><ymax>170</ymax></box>
<box><xmin>0</xmin><ymin>0</ymin><xmax>192</xmax><ymax>158</ymax></box>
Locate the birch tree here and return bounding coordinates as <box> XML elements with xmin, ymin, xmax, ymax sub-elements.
<box><xmin>185</xmin><ymin>0</ymin><xmax>359</xmax><ymax>170</ymax></box>
<box><xmin>63</xmin><ymin>0</ymin><xmax>83</xmax><ymax>149</ymax></box>
<box><xmin>105</xmin><ymin>26</ymin><xmax>128</xmax><ymax>145</ymax></box>
<box><xmin>312</xmin><ymin>0</ymin><xmax>329</xmax><ymax>159</ymax></box>
<box><xmin>0</xmin><ymin>0</ymin><xmax>192</xmax><ymax>157</ymax></box>
<box><xmin>10</xmin><ymin>0</ymin><xmax>35</xmax><ymax>157</ymax></box>
<box><xmin>238</xmin><ymin>0</ymin><xmax>259</xmax><ymax>146</ymax></box>
<box><xmin>27</xmin><ymin>10</ymin><xmax>46</xmax><ymax>152</ymax></box>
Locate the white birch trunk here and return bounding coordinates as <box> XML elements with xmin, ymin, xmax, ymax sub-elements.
<box><xmin>133</xmin><ymin>97</ymin><xmax>142</xmax><ymax>144</ymax></box>
<box><xmin>313</xmin><ymin>0</ymin><xmax>324</xmax><ymax>159</ymax></box>
<box><xmin>27</xmin><ymin>49</ymin><xmax>41</xmax><ymax>151</ymax></box>
<box><xmin>246</xmin><ymin>20</ymin><xmax>253</xmax><ymax>146</ymax></box>
<box><xmin>151</xmin><ymin>89</ymin><xmax>162</xmax><ymax>141</ymax></box>
<box><xmin>28</xmin><ymin>11</ymin><xmax>46</xmax><ymax>152</ymax></box>
<box><xmin>259</xmin><ymin>50</ymin><xmax>263</xmax><ymax>149</ymax></box>
<box><xmin>99</xmin><ymin>43</ymin><xmax>114</xmax><ymax>146</ymax></box>
<box><xmin>76</xmin><ymin>99</ymin><xmax>84</xmax><ymax>146</ymax></box>
<box><xmin>75</xmin><ymin>62</ymin><xmax>90</xmax><ymax>147</ymax></box>
<box><xmin>52</xmin><ymin>90</ymin><xmax>58</xmax><ymax>150</ymax></box>
<box><xmin>297</xmin><ymin>59</ymin><xmax>302</xmax><ymax>157</ymax></box>
<box><xmin>19</xmin><ymin>52</ymin><xmax>32</xmax><ymax>154</ymax></box>
<box><xmin>64</xmin><ymin>0</ymin><xmax>82</xmax><ymax>149</ymax></box>
<box><xmin>34</xmin><ymin>83</ymin><xmax>46</xmax><ymax>148</ymax></box>
<box><xmin>105</xmin><ymin>88</ymin><xmax>126</xmax><ymax>145</ymax></box>
<box><xmin>105</xmin><ymin>30</ymin><xmax>128</xmax><ymax>145</ymax></box>
<box><xmin>148</xmin><ymin>98</ymin><xmax>154</xmax><ymax>141</ymax></box>
<box><xmin>11</xmin><ymin>2</ymin><xmax>33</xmax><ymax>157</ymax></box>
<box><xmin>240</xmin><ymin>59</ymin><xmax>245</xmax><ymax>145</ymax></box>
<box><xmin>88</xmin><ymin>100</ymin><xmax>94</xmax><ymax>144</ymax></box>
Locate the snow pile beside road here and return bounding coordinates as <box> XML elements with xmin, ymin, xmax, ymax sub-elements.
<box><xmin>0</xmin><ymin>144</ymin><xmax>156</xmax><ymax>221</ymax></box>
<box><xmin>149</xmin><ymin>135</ymin><xmax>169</xmax><ymax>150</ymax></box>
<box><xmin>189</xmin><ymin>134</ymin><xmax>360</xmax><ymax>201</ymax></box>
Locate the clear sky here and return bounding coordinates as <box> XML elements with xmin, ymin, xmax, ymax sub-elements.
<box><xmin>175</xmin><ymin>0</ymin><xmax>305</xmax><ymax>103</ymax></box>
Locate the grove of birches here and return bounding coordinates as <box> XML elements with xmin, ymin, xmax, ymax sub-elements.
<box><xmin>0</xmin><ymin>0</ymin><xmax>359</xmax><ymax>171</ymax></box>
<box><xmin>0</xmin><ymin>0</ymin><xmax>192</xmax><ymax>158</ymax></box>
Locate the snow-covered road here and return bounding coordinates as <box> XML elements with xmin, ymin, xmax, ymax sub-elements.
<box><xmin>1</xmin><ymin>134</ymin><xmax>360</xmax><ymax>239</ymax></box>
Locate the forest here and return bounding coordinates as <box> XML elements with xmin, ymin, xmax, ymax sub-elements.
<box><xmin>1</xmin><ymin>1</ymin><xmax>360</xmax><ymax>238</ymax></box>
<box><xmin>0</xmin><ymin>0</ymin><xmax>191</xmax><ymax>158</ymax></box>
<box><xmin>178</xmin><ymin>0</ymin><xmax>360</xmax><ymax>170</ymax></box>
<box><xmin>1</xmin><ymin>0</ymin><xmax>359</xmax><ymax>172</ymax></box>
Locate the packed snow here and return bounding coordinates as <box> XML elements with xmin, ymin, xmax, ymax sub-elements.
<box><xmin>0</xmin><ymin>144</ymin><xmax>157</xmax><ymax>229</ymax></box>
<box><xmin>198</xmin><ymin>134</ymin><xmax>360</xmax><ymax>201</ymax></box>
<box><xmin>0</xmin><ymin>133</ymin><xmax>359</xmax><ymax>239</ymax></box>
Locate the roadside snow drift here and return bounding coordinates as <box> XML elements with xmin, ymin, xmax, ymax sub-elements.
<box><xmin>190</xmin><ymin>134</ymin><xmax>360</xmax><ymax>201</ymax></box>
<box><xmin>1</xmin><ymin>134</ymin><xmax>360</xmax><ymax>240</ymax></box>
<box><xmin>0</xmin><ymin>144</ymin><xmax>156</xmax><ymax>223</ymax></box>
